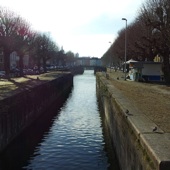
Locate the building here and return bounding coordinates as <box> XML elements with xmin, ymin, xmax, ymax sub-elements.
<box><xmin>0</xmin><ymin>49</ymin><xmax>31</xmax><ymax>70</ymax></box>
<box><xmin>10</xmin><ymin>51</ymin><xmax>19</xmax><ymax>69</ymax></box>
<box><xmin>127</xmin><ymin>59</ymin><xmax>164</xmax><ymax>81</ymax></box>
<box><xmin>75</xmin><ymin>57</ymin><xmax>102</xmax><ymax>67</ymax></box>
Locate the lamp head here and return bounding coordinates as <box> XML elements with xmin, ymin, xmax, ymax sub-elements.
<box><xmin>122</xmin><ymin>18</ymin><xmax>127</xmax><ymax>21</ymax></box>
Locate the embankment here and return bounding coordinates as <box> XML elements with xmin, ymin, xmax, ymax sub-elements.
<box><xmin>0</xmin><ymin>73</ymin><xmax>73</xmax><ymax>153</ymax></box>
<box><xmin>96</xmin><ymin>72</ymin><xmax>170</xmax><ymax>170</ymax></box>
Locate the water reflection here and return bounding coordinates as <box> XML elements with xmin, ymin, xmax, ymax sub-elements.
<box><xmin>0</xmin><ymin>103</ymin><xmax>62</xmax><ymax>170</ymax></box>
<box><xmin>0</xmin><ymin>70</ymin><xmax>120</xmax><ymax>170</ymax></box>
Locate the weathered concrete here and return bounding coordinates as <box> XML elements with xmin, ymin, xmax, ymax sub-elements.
<box><xmin>96</xmin><ymin>72</ymin><xmax>170</xmax><ymax>170</ymax></box>
<box><xmin>0</xmin><ymin>73</ymin><xmax>73</xmax><ymax>153</ymax></box>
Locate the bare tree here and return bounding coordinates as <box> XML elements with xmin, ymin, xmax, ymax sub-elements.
<box><xmin>0</xmin><ymin>7</ymin><xmax>19</xmax><ymax>77</ymax></box>
<box><xmin>65</xmin><ymin>51</ymin><xmax>75</xmax><ymax>66</ymax></box>
<box><xmin>0</xmin><ymin>7</ymin><xmax>35</xmax><ymax>77</ymax></box>
<box><xmin>14</xmin><ymin>17</ymin><xmax>35</xmax><ymax>76</ymax></box>
<box><xmin>33</xmin><ymin>33</ymin><xmax>59</xmax><ymax>73</ymax></box>
<box><xmin>139</xmin><ymin>0</ymin><xmax>170</xmax><ymax>82</ymax></box>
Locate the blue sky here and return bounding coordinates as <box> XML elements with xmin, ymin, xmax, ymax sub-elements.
<box><xmin>0</xmin><ymin>0</ymin><xmax>144</xmax><ymax>57</ymax></box>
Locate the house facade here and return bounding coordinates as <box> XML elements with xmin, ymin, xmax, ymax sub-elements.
<box><xmin>75</xmin><ymin>57</ymin><xmax>102</xmax><ymax>67</ymax></box>
<box><xmin>0</xmin><ymin>50</ymin><xmax>31</xmax><ymax>70</ymax></box>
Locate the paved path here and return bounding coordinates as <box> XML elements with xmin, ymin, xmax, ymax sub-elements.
<box><xmin>100</xmin><ymin>70</ymin><xmax>170</xmax><ymax>169</ymax></box>
<box><xmin>105</xmin><ymin>69</ymin><xmax>170</xmax><ymax>133</ymax></box>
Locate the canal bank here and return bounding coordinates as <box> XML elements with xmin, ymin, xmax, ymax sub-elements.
<box><xmin>96</xmin><ymin>72</ymin><xmax>170</xmax><ymax>170</ymax></box>
<box><xmin>0</xmin><ymin>72</ymin><xmax>73</xmax><ymax>153</ymax></box>
<box><xmin>0</xmin><ymin>70</ymin><xmax>120</xmax><ymax>169</ymax></box>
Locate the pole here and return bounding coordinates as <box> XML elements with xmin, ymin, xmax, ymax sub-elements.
<box><xmin>109</xmin><ymin>42</ymin><xmax>111</xmax><ymax>73</ymax></box>
<box><xmin>122</xmin><ymin>18</ymin><xmax>127</xmax><ymax>80</ymax></box>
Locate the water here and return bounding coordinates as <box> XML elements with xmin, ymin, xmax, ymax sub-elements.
<box><xmin>0</xmin><ymin>70</ymin><xmax>120</xmax><ymax>170</ymax></box>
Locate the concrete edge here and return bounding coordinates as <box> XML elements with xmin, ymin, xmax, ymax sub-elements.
<box><xmin>99</xmin><ymin>74</ymin><xmax>170</xmax><ymax>170</ymax></box>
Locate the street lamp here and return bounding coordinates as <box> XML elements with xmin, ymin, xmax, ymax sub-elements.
<box><xmin>109</xmin><ymin>41</ymin><xmax>112</xmax><ymax>73</ymax></box>
<box><xmin>122</xmin><ymin>18</ymin><xmax>127</xmax><ymax>80</ymax></box>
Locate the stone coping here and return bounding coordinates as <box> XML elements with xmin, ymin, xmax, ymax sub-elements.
<box><xmin>99</xmin><ymin>73</ymin><xmax>170</xmax><ymax>170</ymax></box>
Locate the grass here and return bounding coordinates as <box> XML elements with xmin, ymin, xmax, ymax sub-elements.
<box><xmin>0</xmin><ymin>71</ymin><xmax>66</xmax><ymax>100</ymax></box>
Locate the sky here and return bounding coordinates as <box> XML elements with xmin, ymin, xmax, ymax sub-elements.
<box><xmin>0</xmin><ymin>0</ymin><xmax>144</xmax><ymax>58</ymax></box>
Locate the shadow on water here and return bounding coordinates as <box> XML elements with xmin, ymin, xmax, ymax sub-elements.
<box><xmin>0</xmin><ymin>91</ymin><xmax>71</xmax><ymax>170</ymax></box>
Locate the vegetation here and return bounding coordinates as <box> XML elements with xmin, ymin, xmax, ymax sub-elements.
<box><xmin>102</xmin><ymin>0</ymin><xmax>170</xmax><ymax>83</ymax></box>
<box><xmin>0</xmin><ymin>7</ymin><xmax>78</xmax><ymax>78</ymax></box>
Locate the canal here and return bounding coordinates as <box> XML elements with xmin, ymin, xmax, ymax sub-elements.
<box><xmin>0</xmin><ymin>70</ymin><xmax>120</xmax><ymax>170</ymax></box>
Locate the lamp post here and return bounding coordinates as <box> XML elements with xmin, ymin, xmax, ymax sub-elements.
<box><xmin>109</xmin><ymin>41</ymin><xmax>112</xmax><ymax>73</ymax></box>
<box><xmin>122</xmin><ymin>18</ymin><xmax>127</xmax><ymax>80</ymax></box>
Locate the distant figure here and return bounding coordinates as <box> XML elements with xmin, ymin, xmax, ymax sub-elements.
<box><xmin>37</xmin><ymin>77</ymin><xmax>40</xmax><ymax>80</ymax></box>
<box><xmin>153</xmin><ymin>126</ymin><xmax>157</xmax><ymax>132</ymax></box>
<box><xmin>125</xmin><ymin>109</ymin><xmax>129</xmax><ymax>114</ymax></box>
<box><xmin>117</xmin><ymin>77</ymin><xmax>119</xmax><ymax>80</ymax></box>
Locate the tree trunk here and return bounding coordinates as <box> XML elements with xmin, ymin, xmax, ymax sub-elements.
<box><xmin>43</xmin><ymin>56</ymin><xmax>47</xmax><ymax>73</ymax></box>
<box><xmin>3</xmin><ymin>48</ymin><xmax>11</xmax><ymax>79</ymax></box>
<box><xmin>163</xmin><ymin>53</ymin><xmax>170</xmax><ymax>84</ymax></box>
<box><xmin>37</xmin><ymin>58</ymin><xmax>41</xmax><ymax>73</ymax></box>
<box><xmin>19</xmin><ymin>55</ymin><xmax>24</xmax><ymax>77</ymax></box>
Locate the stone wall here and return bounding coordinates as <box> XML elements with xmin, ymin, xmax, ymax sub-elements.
<box><xmin>0</xmin><ymin>73</ymin><xmax>73</xmax><ymax>153</ymax></box>
<box><xmin>96</xmin><ymin>73</ymin><xmax>163</xmax><ymax>170</ymax></box>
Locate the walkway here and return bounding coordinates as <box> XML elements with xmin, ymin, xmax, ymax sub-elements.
<box><xmin>99</xmin><ymin>69</ymin><xmax>170</xmax><ymax>169</ymax></box>
<box><xmin>105</xmin><ymin>69</ymin><xmax>170</xmax><ymax>132</ymax></box>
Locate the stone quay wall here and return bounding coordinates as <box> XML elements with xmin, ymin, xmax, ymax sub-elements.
<box><xmin>96</xmin><ymin>73</ymin><xmax>170</xmax><ymax>170</ymax></box>
<box><xmin>0</xmin><ymin>73</ymin><xmax>73</xmax><ymax>153</ymax></box>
